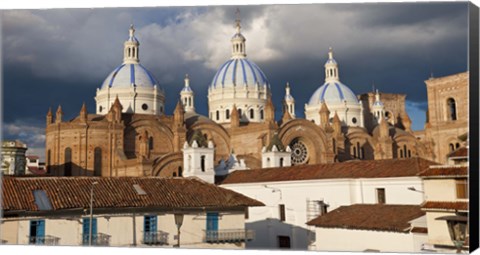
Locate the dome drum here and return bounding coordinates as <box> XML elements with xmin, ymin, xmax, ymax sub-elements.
<box><xmin>209</xmin><ymin>98</ymin><xmax>267</xmax><ymax>123</ymax></box>
<box><xmin>96</xmin><ymin>85</ymin><xmax>165</xmax><ymax>115</ymax></box>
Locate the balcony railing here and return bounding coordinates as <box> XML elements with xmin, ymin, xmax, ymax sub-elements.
<box><xmin>204</xmin><ymin>229</ymin><xmax>255</xmax><ymax>243</ymax></box>
<box><xmin>29</xmin><ymin>235</ymin><xmax>60</xmax><ymax>245</ymax></box>
<box><xmin>142</xmin><ymin>231</ymin><xmax>169</xmax><ymax>245</ymax></box>
<box><xmin>82</xmin><ymin>233</ymin><xmax>111</xmax><ymax>246</ymax></box>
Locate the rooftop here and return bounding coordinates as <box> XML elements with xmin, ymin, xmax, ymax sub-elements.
<box><xmin>306</xmin><ymin>204</ymin><xmax>424</xmax><ymax>233</ymax></box>
<box><xmin>2</xmin><ymin>176</ymin><xmax>263</xmax><ymax>215</ymax></box>
<box><xmin>422</xmin><ymin>201</ymin><xmax>468</xmax><ymax>212</ymax></box>
<box><xmin>220</xmin><ymin>157</ymin><xmax>439</xmax><ymax>185</ymax></box>
<box><xmin>418</xmin><ymin>166</ymin><xmax>467</xmax><ymax>178</ymax></box>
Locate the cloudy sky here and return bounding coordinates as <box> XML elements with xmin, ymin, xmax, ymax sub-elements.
<box><xmin>1</xmin><ymin>3</ymin><xmax>469</xmax><ymax>160</ymax></box>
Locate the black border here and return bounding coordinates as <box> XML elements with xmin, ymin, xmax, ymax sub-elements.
<box><xmin>469</xmin><ymin>2</ymin><xmax>479</xmax><ymax>253</ymax></box>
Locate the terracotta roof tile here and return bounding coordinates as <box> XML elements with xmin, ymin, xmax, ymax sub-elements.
<box><xmin>220</xmin><ymin>157</ymin><xmax>439</xmax><ymax>185</ymax></box>
<box><xmin>448</xmin><ymin>147</ymin><xmax>468</xmax><ymax>158</ymax></box>
<box><xmin>2</xmin><ymin>176</ymin><xmax>264</xmax><ymax>213</ymax></box>
<box><xmin>411</xmin><ymin>227</ymin><xmax>428</xmax><ymax>234</ymax></box>
<box><xmin>306</xmin><ymin>204</ymin><xmax>424</xmax><ymax>233</ymax></box>
<box><xmin>418</xmin><ymin>166</ymin><xmax>467</xmax><ymax>178</ymax></box>
<box><xmin>422</xmin><ymin>201</ymin><xmax>468</xmax><ymax>211</ymax></box>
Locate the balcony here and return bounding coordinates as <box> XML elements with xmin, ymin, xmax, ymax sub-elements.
<box><xmin>142</xmin><ymin>231</ymin><xmax>169</xmax><ymax>245</ymax></box>
<box><xmin>29</xmin><ymin>235</ymin><xmax>60</xmax><ymax>245</ymax></box>
<box><xmin>204</xmin><ymin>229</ymin><xmax>255</xmax><ymax>243</ymax></box>
<box><xmin>82</xmin><ymin>233</ymin><xmax>111</xmax><ymax>246</ymax></box>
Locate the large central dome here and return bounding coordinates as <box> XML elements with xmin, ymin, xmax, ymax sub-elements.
<box><xmin>308</xmin><ymin>80</ymin><xmax>359</xmax><ymax>105</ymax></box>
<box><xmin>210</xmin><ymin>58</ymin><xmax>269</xmax><ymax>89</ymax></box>
<box><xmin>207</xmin><ymin>13</ymin><xmax>270</xmax><ymax>124</ymax></box>
<box><xmin>101</xmin><ymin>63</ymin><xmax>160</xmax><ymax>89</ymax></box>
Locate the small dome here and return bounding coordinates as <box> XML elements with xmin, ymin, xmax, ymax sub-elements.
<box><xmin>210</xmin><ymin>58</ymin><xmax>269</xmax><ymax>89</ymax></box>
<box><xmin>308</xmin><ymin>80</ymin><xmax>359</xmax><ymax>105</ymax></box>
<box><xmin>101</xmin><ymin>63</ymin><xmax>160</xmax><ymax>89</ymax></box>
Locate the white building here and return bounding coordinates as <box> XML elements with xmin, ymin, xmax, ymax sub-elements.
<box><xmin>1</xmin><ymin>176</ymin><xmax>263</xmax><ymax>248</ymax></box>
<box><xmin>219</xmin><ymin>157</ymin><xmax>438</xmax><ymax>250</ymax></box>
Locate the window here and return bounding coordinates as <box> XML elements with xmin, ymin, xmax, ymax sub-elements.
<box><xmin>280</xmin><ymin>158</ymin><xmax>284</xmax><ymax>167</ymax></box>
<box><xmin>99</xmin><ymin>106</ymin><xmax>103</xmax><ymax>113</ymax></box>
<box><xmin>94</xmin><ymin>147</ymin><xmax>102</xmax><ymax>176</ymax></box>
<box><xmin>64</xmin><ymin>147</ymin><xmax>72</xmax><ymax>176</ymax></box>
<box><xmin>143</xmin><ymin>215</ymin><xmax>158</xmax><ymax>244</ymax></box>
<box><xmin>447</xmin><ymin>98</ymin><xmax>457</xmax><ymax>121</ymax></box>
<box><xmin>201</xmin><ymin>155</ymin><xmax>206</xmax><ymax>172</ymax></box>
<box><xmin>319</xmin><ymin>201</ymin><xmax>329</xmax><ymax>215</ymax></box>
<box><xmin>279</xmin><ymin>204</ymin><xmax>286</xmax><ymax>221</ymax></box>
<box><xmin>456</xmin><ymin>179</ymin><xmax>468</xmax><ymax>199</ymax></box>
<box><xmin>142</xmin><ymin>104</ymin><xmax>148</xmax><ymax>110</ymax></box>
<box><xmin>148</xmin><ymin>137</ymin><xmax>154</xmax><ymax>150</ymax></box>
<box><xmin>260</xmin><ymin>109</ymin><xmax>264</xmax><ymax>120</ymax></box>
<box><xmin>352</xmin><ymin>117</ymin><xmax>357</xmax><ymax>124</ymax></box>
<box><xmin>178</xmin><ymin>166</ymin><xmax>183</xmax><ymax>177</ymax></box>
<box><xmin>188</xmin><ymin>97</ymin><xmax>191</xmax><ymax>107</ymax></box>
<box><xmin>238</xmin><ymin>109</ymin><xmax>242</xmax><ymax>117</ymax></box>
<box><xmin>47</xmin><ymin>150</ymin><xmax>51</xmax><ymax>173</ymax></box>
<box><xmin>456</xmin><ymin>143</ymin><xmax>460</xmax><ymax>149</ymax></box>
<box><xmin>82</xmin><ymin>218</ymin><xmax>98</xmax><ymax>245</ymax></box>
<box><xmin>250</xmin><ymin>109</ymin><xmax>254</xmax><ymax>119</ymax></box>
<box><xmin>244</xmin><ymin>208</ymin><xmax>249</xmax><ymax>219</ymax></box>
<box><xmin>226</xmin><ymin>109</ymin><xmax>230</xmax><ymax>119</ymax></box>
<box><xmin>173</xmin><ymin>172</ymin><xmax>177</xmax><ymax>177</ymax></box>
<box><xmin>206</xmin><ymin>212</ymin><xmax>219</xmax><ymax>241</ymax></box>
<box><xmin>377</xmin><ymin>188</ymin><xmax>386</xmax><ymax>204</ymax></box>
<box><xmin>278</xmin><ymin>236</ymin><xmax>291</xmax><ymax>249</ymax></box>
<box><xmin>216</xmin><ymin>111</ymin><xmax>219</xmax><ymax>121</ymax></box>
<box><xmin>29</xmin><ymin>220</ymin><xmax>46</xmax><ymax>244</ymax></box>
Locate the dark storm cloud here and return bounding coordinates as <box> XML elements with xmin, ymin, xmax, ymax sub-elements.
<box><xmin>1</xmin><ymin>3</ymin><xmax>469</xmax><ymax>159</ymax></box>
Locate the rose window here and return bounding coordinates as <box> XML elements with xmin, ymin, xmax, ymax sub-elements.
<box><xmin>290</xmin><ymin>139</ymin><xmax>308</xmax><ymax>165</ymax></box>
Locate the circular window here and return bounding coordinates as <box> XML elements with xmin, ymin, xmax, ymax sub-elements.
<box><xmin>289</xmin><ymin>138</ymin><xmax>309</xmax><ymax>165</ymax></box>
<box><xmin>99</xmin><ymin>106</ymin><xmax>103</xmax><ymax>113</ymax></box>
<box><xmin>142</xmin><ymin>104</ymin><xmax>148</xmax><ymax>110</ymax></box>
<box><xmin>352</xmin><ymin>117</ymin><xmax>357</xmax><ymax>124</ymax></box>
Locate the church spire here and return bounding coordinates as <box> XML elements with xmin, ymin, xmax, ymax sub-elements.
<box><xmin>231</xmin><ymin>8</ymin><xmax>246</xmax><ymax>58</ymax></box>
<box><xmin>284</xmin><ymin>82</ymin><xmax>295</xmax><ymax>118</ymax></box>
<box><xmin>325</xmin><ymin>47</ymin><xmax>339</xmax><ymax>82</ymax></box>
<box><xmin>123</xmin><ymin>24</ymin><xmax>140</xmax><ymax>64</ymax></box>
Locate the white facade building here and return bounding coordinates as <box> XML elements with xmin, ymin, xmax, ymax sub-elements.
<box><xmin>305</xmin><ymin>48</ymin><xmax>364</xmax><ymax>127</ymax></box>
<box><xmin>182</xmin><ymin>134</ymin><xmax>215</xmax><ymax>184</ymax></box>
<box><xmin>219</xmin><ymin>157</ymin><xmax>436</xmax><ymax>250</ymax></box>
<box><xmin>95</xmin><ymin>25</ymin><xmax>165</xmax><ymax>116</ymax></box>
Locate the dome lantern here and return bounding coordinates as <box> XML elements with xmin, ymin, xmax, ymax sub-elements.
<box><xmin>123</xmin><ymin>24</ymin><xmax>140</xmax><ymax>64</ymax></box>
<box><xmin>231</xmin><ymin>8</ymin><xmax>246</xmax><ymax>58</ymax></box>
<box><xmin>325</xmin><ymin>47</ymin><xmax>339</xmax><ymax>82</ymax></box>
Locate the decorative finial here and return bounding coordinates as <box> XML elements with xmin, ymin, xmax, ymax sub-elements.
<box><xmin>129</xmin><ymin>24</ymin><xmax>135</xmax><ymax>37</ymax></box>
<box><xmin>184</xmin><ymin>73</ymin><xmax>190</xmax><ymax>87</ymax></box>
<box><xmin>328</xmin><ymin>47</ymin><xmax>333</xmax><ymax>59</ymax></box>
<box><xmin>235</xmin><ymin>8</ymin><xmax>241</xmax><ymax>33</ymax></box>
<box><xmin>286</xmin><ymin>82</ymin><xmax>290</xmax><ymax>88</ymax></box>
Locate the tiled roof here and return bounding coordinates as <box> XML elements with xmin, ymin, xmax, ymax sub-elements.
<box><xmin>422</xmin><ymin>201</ymin><xmax>468</xmax><ymax>211</ymax></box>
<box><xmin>26</xmin><ymin>166</ymin><xmax>47</xmax><ymax>175</ymax></box>
<box><xmin>2</xmin><ymin>176</ymin><xmax>263</xmax><ymax>214</ymax></box>
<box><xmin>448</xmin><ymin>147</ymin><xmax>468</xmax><ymax>158</ymax></box>
<box><xmin>411</xmin><ymin>227</ymin><xmax>428</xmax><ymax>234</ymax></box>
<box><xmin>418</xmin><ymin>166</ymin><xmax>467</xmax><ymax>178</ymax></box>
<box><xmin>306</xmin><ymin>204</ymin><xmax>424</xmax><ymax>233</ymax></box>
<box><xmin>220</xmin><ymin>157</ymin><xmax>438</xmax><ymax>185</ymax></box>
<box><xmin>26</xmin><ymin>155</ymin><xmax>39</xmax><ymax>160</ymax></box>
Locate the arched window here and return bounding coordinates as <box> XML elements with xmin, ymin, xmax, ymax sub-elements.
<box><xmin>188</xmin><ymin>97</ymin><xmax>191</xmax><ymax>107</ymax></box>
<box><xmin>447</xmin><ymin>98</ymin><xmax>457</xmax><ymax>121</ymax></box>
<box><xmin>128</xmin><ymin>48</ymin><xmax>131</xmax><ymax>58</ymax></box>
<box><xmin>260</xmin><ymin>109</ymin><xmax>264</xmax><ymax>120</ymax></box>
<box><xmin>240</xmin><ymin>44</ymin><xmax>243</xmax><ymax>52</ymax></box>
<box><xmin>353</xmin><ymin>146</ymin><xmax>357</xmax><ymax>158</ymax></box>
<box><xmin>47</xmin><ymin>150</ymin><xmax>51</xmax><ymax>174</ymax></box>
<box><xmin>216</xmin><ymin>111</ymin><xmax>220</xmax><ymax>121</ymax></box>
<box><xmin>94</xmin><ymin>147</ymin><xmax>102</xmax><ymax>176</ymax></box>
<box><xmin>226</xmin><ymin>109</ymin><xmax>230</xmax><ymax>119</ymax></box>
<box><xmin>449</xmin><ymin>143</ymin><xmax>455</xmax><ymax>152</ymax></box>
<box><xmin>132</xmin><ymin>48</ymin><xmax>136</xmax><ymax>58</ymax></box>
<box><xmin>280</xmin><ymin>158</ymin><xmax>284</xmax><ymax>167</ymax></box>
<box><xmin>407</xmin><ymin>150</ymin><xmax>411</xmax><ymax>158</ymax></box>
<box><xmin>148</xmin><ymin>137</ymin><xmax>154</xmax><ymax>150</ymax></box>
<box><xmin>173</xmin><ymin>172</ymin><xmax>177</xmax><ymax>177</ymax></box>
<box><xmin>267</xmin><ymin>157</ymin><xmax>271</xmax><ymax>167</ymax></box>
<box><xmin>332</xmin><ymin>139</ymin><xmax>336</xmax><ymax>154</ymax></box>
<box><xmin>238</xmin><ymin>109</ymin><xmax>242</xmax><ymax>117</ymax></box>
<box><xmin>250</xmin><ymin>109</ymin><xmax>254</xmax><ymax>119</ymax></box>
<box><xmin>201</xmin><ymin>155</ymin><xmax>206</xmax><ymax>172</ymax></box>
<box><xmin>184</xmin><ymin>98</ymin><xmax>187</xmax><ymax>105</ymax></box>
<box><xmin>178</xmin><ymin>166</ymin><xmax>183</xmax><ymax>177</ymax></box>
<box><xmin>64</xmin><ymin>147</ymin><xmax>72</xmax><ymax>176</ymax></box>
<box><xmin>403</xmin><ymin>145</ymin><xmax>407</xmax><ymax>158</ymax></box>
<box><xmin>456</xmin><ymin>143</ymin><xmax>460</xmax><ymax>149</ymax></box>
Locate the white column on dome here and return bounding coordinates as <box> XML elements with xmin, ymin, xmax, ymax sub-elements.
<box><xmin>285</xmin><ymin>82</ymin><xmax>296</xmax><ymax>118</ymax></box>
<box><xmin>180</xmin><ymin>74</ymin><xmax>195</xmax><ymax>113</ymax></box>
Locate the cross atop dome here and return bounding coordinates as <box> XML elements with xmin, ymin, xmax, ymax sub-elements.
<box><xmin>231</xmin><ymin>8</ymin><xmax>246</xmax><ymax>58</ymax></box>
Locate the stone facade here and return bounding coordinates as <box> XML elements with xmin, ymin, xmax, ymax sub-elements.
<box><xmin>1</xmin><ymin>140</ymin><xmax>27</xmax><ymax>175</ymax></box>
<box><xmin>423</xmin><ymin>72</ymin><xmax>468</xmax><ymax>164</ymax></box>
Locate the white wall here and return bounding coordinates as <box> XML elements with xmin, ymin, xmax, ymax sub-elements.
<box><xmin>221</xmin><ymin>176</ymin><xmax>423</xmax><ymax>249</ymax></box>
<box><xmin>0</xmin><ymin>211</ymin><xmax>245</xmax><ymax>249</ymax></box>
<box><xmin>314</xmin><ymin>228</ymin><xmax>423</xmax><ymax>252</ymax></box>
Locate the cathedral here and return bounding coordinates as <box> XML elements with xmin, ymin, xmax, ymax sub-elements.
<box><xmin>44</xmin><ymin>16</ymin><xmax>467</xmax><ymax>180</ymax></box>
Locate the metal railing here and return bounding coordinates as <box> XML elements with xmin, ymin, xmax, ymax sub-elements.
<box><xmin>82</xmin><ymin>233</ymin><xmax>111</xmax><ymax>246</ymax></box>
<box><xmin>204</xmin><ymin>229</ymin><xmax>255</xmax><ymax>243</ymax></box>
<box><xmin>142</xmin><ymin>231</ymin><xmax>169</xmax><ymax>245</ymax></box>
<box><xmin>29</xmin><ymin>235</ymin><xmax>60</xmax><ymax>245</ymax></box>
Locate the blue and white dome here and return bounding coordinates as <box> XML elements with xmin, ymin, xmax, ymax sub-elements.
<box><xmin>308</xmin><ymin>80</ymin><xmax>359</xmax><ymax>105</ymax></box>
<box><xmin>101</xmin><ymin>63</ymin><xmax>160</xmax><ymax>89</ymax></box>
<box><xmin>210</xmin><ymin>58</ymin><xmax>269</xmax><ymax>89</ymax></box>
